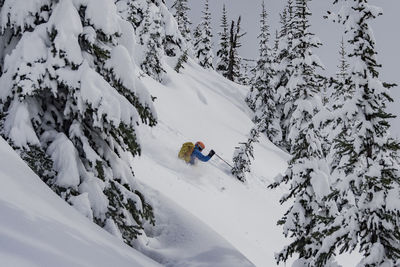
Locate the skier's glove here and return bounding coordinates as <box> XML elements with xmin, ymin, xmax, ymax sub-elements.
<box><xmin>208</xmin><ymin>150</ymin><xmax>215</xmax><ymax>157</ymax></box>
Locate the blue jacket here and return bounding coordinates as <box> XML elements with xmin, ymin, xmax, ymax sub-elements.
<box><xmin>189</xmin><ymin>147</ymin><xmax>211</xmax><ymax>165</ymax></box>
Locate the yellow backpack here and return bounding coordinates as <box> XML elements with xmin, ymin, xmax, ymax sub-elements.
<box><xmin>178</xmin><ymin>142</ymin><xmax>195</xmax><ymax>163</ymax></box>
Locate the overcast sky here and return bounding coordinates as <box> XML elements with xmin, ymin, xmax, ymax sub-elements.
<box><xmin>166</xmin><ymin>0</ymin><xmax>400</xmax><ymax>137</ymax></box>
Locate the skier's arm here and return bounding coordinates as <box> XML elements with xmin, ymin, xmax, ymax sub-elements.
<box><xmin>192</xmin><ymin>149</ymin><xmax>212</xmax><ymax>162</ymax></box>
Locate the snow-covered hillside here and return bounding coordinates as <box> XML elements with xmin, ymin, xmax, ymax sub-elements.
<box><xmin>134</xmin><ymin>59</ymin><xmax>291</xmax><ymax>266</ymax></box>
<box><xmin>0</xmin><ymin>56</ymin><xmax>291</xmax><ymax>267</ymax></box>
<box><xmin>0</xmin><ymin>0</ymin><xmax>293</xmax><ymax>266</ymax></box>
<box><xmin>0</xmin><ymin>137</ymin><xmax>159</xmax><ymax>267</ymax></box>
<box><xmin>0</xmin><ymin>49</ymin><xmax>369</xmax><ymax>266</ymax></box>
<box><xmin>1</xmin><ymin>0</ymin><xmax>398</xmax><ymax>266</ymax></box>
<box><xmin>0</xmin><ymin>56</ymin><xmax>292</xmax><ymax>266</ymax></box>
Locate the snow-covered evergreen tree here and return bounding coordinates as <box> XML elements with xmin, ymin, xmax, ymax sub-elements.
<box><xmin>0</xmin><ymin>0</ymin><xmax>157</xmax><ymax>247</ymax></box>
<box><xmin>123</xmin><ymin>0</ymin><xmax>183</xmax><ymax>57</ymax></box>
<box><xmin>193</xmin><ymin>0</ymin><xmax>213</xmax><ymax>69</ymax></box>
<box><xmin>232</xmin><ymin>121</ymin><xmax>265</xmax><ymax>182</ymax></box>
<box><xmin>245</xmin><ymin>0</ymin><xmax>281</xmax><ymax>145</ymax></box>
<box><xmin>226</xmin><ymin>16</ymin><xmax>245</xmax><ymax>82</ymax></box>
<box><xmin>312</xmin><ymin>1</ymin><xmax>400</xmax><ymax>266</ymax></box>
<box><xmin>172</xmin><ymin>0</ymin><xmax>191</xmax><ymax>46</ymax></box>
<box><xmin>140</xmin><ymin>3</ymin><xmax>166</xmax><ymax>82</ymax></box>
<box><xmin>238</xmin><ymin>58</ymin><xmax>255</xmax><ymax>86</ymax></box>
<box><xmin>273</xmin><ymin>30</ymin><xmax>280</xmax><ymax>55</ymax></box>
<box><xmin>158</xmin><ymin>1</ymin><xmax>184</xmax><ymax>57</ymax></box>
<box><xmin>336</xmin><ymin>37</ymin><xmax>349</xmax><ymax>82</ymax></box>
<box><xmin>268</xmin><ymin>0</ymin><xmax>331</xmax><ymax>265</ymax></box>
<box><xmin>330</xmin><ymin>36</ymin><xmax>353</xmax><ymax>110</ymax></box>
<box><xmin>273</xmin><ymin>0</ymin><xmax>296</xmax><ymax>151</ymax></box>
<box><xmin>0</xmin><ymin>0</ymin><xmax>51</xmax><ymax>73</ymax></box>
<box><xmin>216</xmin><ymin>4</ymin><xmax>229</xmax><ymax>77</ymax></box>
<box><xmin>174</xmin><ymin>49</ymin><xmax>188</xmax><ymax>73</ymax></box>
<box><xmin>321</xmin><ymin>36</ymin><xmax>353</xmax><ymax>160</ymax></box>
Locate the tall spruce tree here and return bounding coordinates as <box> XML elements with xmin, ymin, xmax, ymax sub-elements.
<box><xmin>140</xmin><ymin>3</ymin><xmax>166</xmax><ymax>82</ymax></box>
<box><xmin>336</xmin><ymin>37</ymin><xmax>349</xmax><ymax>82</ymax></box>
<box><xmin>226</xmin><ymin>16</ymin><xmax>245</xmax><ymax>82</ymax></box>
<box><xmin>172</xmin><ymin>0</ymin><xmax>192</xmax><ymax>46</ymax></box>
<box><xmin>273</xmin><ymin>0</ymin><xmax>296</xmax><ymax>151</ymax></box>
<box><xmin>329</xmin><ymin>36</ymin><xmax>353</xmax><ymax>110</ymax></box>
<box><xmin>216</xmin><ymin>4</ymin><xmax>229</xmax><ymax>77</ymax></box>
<box><xmin>268</xmin><ymin>0</ymin><xmax>332</xmax><ymax>265</ymax></box>
<box><xmin>245</xmin><ymin>0</ymin><xmax>281</xmax><ymax>145</ymax></box>
<box><xmin>125</xmin><ymin>0</ymin><xmax>183</xmax><ymax>57</ymax></box>
<box><xmin>311</xmin><ymin>1</ymin><xmax>400</xmax><ymax>266</ymax></box>
<box><xmin>193</xmin><ymin>0</ymin><xmax>214</xmax><ymax>69</ymax></box>
<box><xmin>0</xmin><ymin>0</ymin><xmax>157</xmax><ymax>248</ymax></box>
<box><xmin>247</xmin><ymin>1</ymin><xmax>271</xmax><ymax>103</ymax></box>
<box><xmin>238</xmin><ymin>58</ymin><xmax>254</xmax><ymax>86</ymax></box>
<box><xmin>321</xmin><ymin>36</ymin><xmax>353</xmax><ymax>161</ymax></box>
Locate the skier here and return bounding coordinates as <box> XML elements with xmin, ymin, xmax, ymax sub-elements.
<box><xmin>178</xmin><ymin>141</ymin><xmax>215</xmax><ymax>165</ymax></box>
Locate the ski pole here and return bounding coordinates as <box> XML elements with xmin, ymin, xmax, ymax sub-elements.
<box><xmin>215</xmin><ymin>153</ymin><xmax>233</xmax><ymax>169</ymax></box>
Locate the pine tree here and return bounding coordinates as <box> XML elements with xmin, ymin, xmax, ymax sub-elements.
<box><xmin>273</xmin><ymin>0</ymin><xmax>296</xmax><ymax>151</ymax></box>
<box><xmin>193</xmin><ymin>0</ymin><xmax>214</xmax><ymax>69</ymax></box>
<box><xmin>232</xmin><ymin>121</ymin><xmax>265</xmax><ymax>182</ymax></box>
<box><xmin>273</xmin><ymin>30</ymin><xmax>280</xmax><ymax>54</ymax></box>
<box><xmin>0</xmin><ymin>0</ymin><xmax>156</xmax><ymax>248</ymax></box>
<box><xmin>238</xmin><ymin>58</ymin><xmax>254</xmax><ymax>86</ymax></box>
<box><xmin>125</xmin><ymin>0</ymin><xmax>183</xmax><ymax>57</ymax></box>
<box><xmin>312</xmin><ymin>1</ymin><xmax>400</xmax><ymax>266</ymax></box>
<box><xmin>330</xmin><ymin>36</ymin><xmax>353</xmax><ymax>110</ymax></box>
<box><xmin>245</xmin><ymin>0</ymin><xmax>281</xmax><ymax>145</ymax></box>
<box><xmin>216</xmin><ymin>4</ymin><xmax>229</xmax><ymax>77</ymax></box>
<box><xmin>174</xmin><ymin>49</ymin><xmax>188</xmax><ymax>73</ymax></box>
<box><xmin>322</xmin><ymin>36</ymin><xmax>353</xmax><ymax>161</ymax></box>
<box><xmin>140</xmin><ymin>3</ymin><xmax>166</xmax><ymax>82</ymax></box>
<box><xmin>172</xmin><ymin>0</ymin><xmax>192</xmax><ymax>46</ymax></box>
<box><xmin>336</xmin><ymin>37</ymin><xmax>349</xmax><ymax>82</ymax></box>
<box><xmin>247</xmin><ymin>0</ymin><xmax>271</xmax><ymax>104</ymax></box>
<box><xmin>268</xmin><ymin>0</ymin><xmax>331</xmax><ymax>265</ymax></box>
<box><xmin>226</xmin><ymin>16</ymin><xmax>246</xmax><ymax>82</ymax></box>
<box><xmin>124</xmin><ymin>0</ymin><xmax>148</xmax><ymax>29</ymax></box>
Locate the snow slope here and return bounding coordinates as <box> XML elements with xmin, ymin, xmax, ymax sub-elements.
<box><xmin>0</xmin><ymin>138</ymin><xmax>160</xmax><ymax>267</ymax></box>
<box><xmin>0</xmin><ymin>56</ymin><xmax>258</xmax><ymax>267</ymax></box>
<box><xmin>0</xmin><ymin>56</ymin><xmax>363</xmax><ymax>266</ymax></box>
<box><xmin>0</xmin><ymin>129</ymin><xmax>253</xmax><ymax>267</ymax></box>
<box><xmin>135</xmin><ymin>59</ymin><xmax>291</xmax><ymax>266</ymax></box>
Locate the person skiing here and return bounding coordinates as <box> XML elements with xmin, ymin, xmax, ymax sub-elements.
<box><xmin>178</xmin><ymin>141</ymin><xmax>215</xmax><ymax>165</ymax></box>
<box><xmin>190</xmin><ymin>141</ymin><xmax>215</xmax><ymax>165</ymax></box>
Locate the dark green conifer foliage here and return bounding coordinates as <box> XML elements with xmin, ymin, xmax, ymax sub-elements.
<box><xmin>0</xmin><ymin>0</ymin><xmax>157</xmax><ymax>248</ymax></box>
<box><xmin>140</xmin><ymin>4</ymin><xmax>166</xmax><ymax>82</ymax></box>
<box><xmin>172</xmin><ymin>0</ymin><xmax>192</xmax><ymax>45</ymax></box>
<box><xmin>226</xmin><ymin>16</ymin><xmax>246</xmax><ymax>82</ymax></box>
<box><xmin>268</xmin><ymin>0</ymin><xmax>330</xmax><ymax>265</ymax></box>
<box><xmin>193</xmin><ymin>0</ymin><xmax>214</xmax><ymax>69</ymax></box>
<box><xmin>216</xmin><ymin>4</ymin><xmax>229</xmax><ymax>77</ymax></box>
<box><xmin>312</xmin><ymin>1</ymin><xmax>400</xmax><ymax>266</ymax></box>
<box><xmin>232</xmin><ymin>125</ymin><xmax>262</xmax><ymax>182</ymax></box>
<box><xmin>174</xmin><ymin>49</ymin><xmax>189</xmax><ymax>73</ymax></box>
<box><xmin>245</xmin><ymin>0</ymin><xmax>281</xmax><ymax>145</ymax></box>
